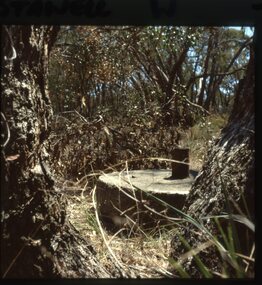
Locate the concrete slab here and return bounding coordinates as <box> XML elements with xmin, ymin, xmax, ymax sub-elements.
<box><xmin>99</xmin><ymin>169</ymin><xmax>198</xmax><ymax>194</ymax></box>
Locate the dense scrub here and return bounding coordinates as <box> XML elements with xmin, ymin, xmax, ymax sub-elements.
<box><xmin>49</xmin><ymin>106</ymin><xmax>182</xmax><ymax>180</ymax></box>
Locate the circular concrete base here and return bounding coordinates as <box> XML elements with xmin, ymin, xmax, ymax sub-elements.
<box><xmin>99</xmin><ymin>169</ymin><xmax>198</xmax><ymax>194</ymax></box>
<box><xmin>96</xmin><ymin>169</ymin><xmax>198</xmax><ymax>233</ymax></box>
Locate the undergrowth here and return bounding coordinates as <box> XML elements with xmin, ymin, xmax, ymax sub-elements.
<box><xmin>180</xmin><ymin>113</ymin><xmax>229</xmax><ymax>170</ymax></box>
<box><xmin>49</xmin><ymin>109</ymin><xmax>227</xmax><ymax>179</ymax></box>
<box><xmin>49</xmin><ymin>110</ymin><xmax>179</xmax><ymax>180</ymax></box>
<box><xmin>49</xmin><ymin>110</ymin><xmax>254</xmax><ymax>278</ymax></box>
<box><xmin>65</xmin><ymin>165</ymin><xmax>254</xmax><ymax>278</ymax></box>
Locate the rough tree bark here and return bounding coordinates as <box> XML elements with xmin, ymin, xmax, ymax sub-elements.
<box><xmin>170</xmin><ymin>44</ymin><xmax>254</xmax><ymax>277</ymax></box>
<box><xmin>1</xmin><ymin>26</ymin><xmax>112</xmax><ymax>278</ymax></box>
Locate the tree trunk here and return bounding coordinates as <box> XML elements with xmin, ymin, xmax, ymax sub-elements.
<box><xmin>170</xmin><ymin>44</ymin><xmax>254</xmax><ymax>277</ymax></box>
<box><xmin>1</xmin><ymin>26</ymin><xmax>112</xmax><ymax>278</ymax></box>
<box><xmin>197</xmin><ymin>28</ymin><xmax>218</xmax><ymax>108</ymax></box>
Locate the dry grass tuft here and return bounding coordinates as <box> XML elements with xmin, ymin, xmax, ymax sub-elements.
<box><xmin>66</xmin><ymin>185</ymin><xmax>175</xmax><ymax>278</ymax></box>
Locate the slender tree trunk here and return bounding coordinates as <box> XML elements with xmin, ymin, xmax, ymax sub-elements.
<box><xmin>197</xmin><ymin>49</ymin><xmax>211</xmax><ymax>106</ymax></box>
<box><xmin>95</xmin><ymin>84</ymin><xmax>101</xmax><ymax>110</ymax></box>
<box><xmin>101</xmin><ymin>83</ymin><xmax>106</xmax><ymax>106</ymax></box>
<box><xmin>1</xmin><ymin>25</ymin><xmax>112</xmax><ymax>278</ymax></box>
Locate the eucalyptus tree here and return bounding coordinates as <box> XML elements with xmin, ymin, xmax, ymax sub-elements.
<box><xmin>48</xmin><ymin>26</ymin><xmax>252</xmax><ymax>124</ymax></box>
<box><xmin>185</xmin><ymin>27</ymin><xmax>252</xmax><ymax>112</ymax></box>
<box><xmin>1</xmin><ymin>25</ymin><xmax>112</xmax><ymax>278</ymax></box>
<box><xmin>170</xmin><ymin>42</ymin><xmax>254</xmax><ymax>278</ymax></box>
<box><xmin>49</xmin><ymin>26</ymin><xmax>136</xmax><ymax>117</ymax></box>
<box><xmin>117</xmin><ymin>26</ymin><xmax>202</xmax><ymax>125</ymax></box>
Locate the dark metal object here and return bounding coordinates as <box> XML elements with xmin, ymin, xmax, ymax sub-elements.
<box><xmin>171</xmin><ymin>147</ymin><xmax>189</xmax><ymax>179</ymax></box>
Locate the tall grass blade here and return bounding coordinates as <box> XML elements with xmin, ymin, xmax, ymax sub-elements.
<box><xmin>177</xmin><ymin>233</ymin><xmax>213</xmax><ymax>278</ymax></box>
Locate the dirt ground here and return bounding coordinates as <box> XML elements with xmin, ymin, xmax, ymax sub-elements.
<box><xmin>65</xmin><ymin>187</ymin><xmax>176</xmax><ymax>278</ymax></box>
